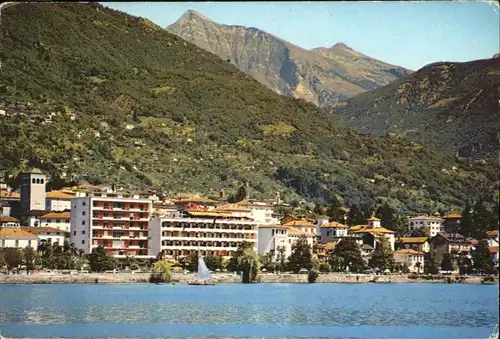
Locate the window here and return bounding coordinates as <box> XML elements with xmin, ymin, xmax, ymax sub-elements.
<box><xmin>41</xmin><ymin>179</ymin><xmax>44</xmax><ymax>184</ymax></box>
<box><xmin>82</xmin><ymin>230</ymin><xmax>86</xmax><ymax>235</ymax></box>
<box><xmin>82</xmin><ymin>220</ymin><xmax>86</xmax><ymax>225</ymax></box>
<box><xmin>1</xmin><ymin>239</ymin><xmax>4</xmax><ymax>247</ymax></box>
<box><xmin>56</xmin><ymin>219</ymin><xmax>60</xmax><ymax>223</ymax></box>
<box><xmin>82</xmin><ymin>201</ymin><xmax>86</xmax><ymax>206</ymax></box>
<box><xmin>82</xmin><ymin>211</ymin><xmax>86</xmax><ymax>216</ymax></box>
<box><xmin>73</xmin><ymin>231</ymin><xmax>76</xmax><ymax>236</ymax></box>
<box><xmin>65</xmin><ymin>219</ymin><xmax>69</xmax><ymax>223</ymax></box>
<box><xmin>15</xmin><ymin>240</ymin><xmax>19</xmax><ymax>247</ymax></box>
<box><xmin>28</xmin><ymin>240</ymin><xmax>32</xmax><ymax>247</ymax></box>
<box><xmin>81</xmin><ymin>240</ymin><xmax>85</xmax><ymax>244</ymax></box>
<box><xmin>36</xmin><ymin>178</ymin><xmax>40</xmax><ymax>184</ymax></box>
<box><xmin>32</xmin><ymin>178</ymin><xmax>36</xmax><ymax>184</ymax></box>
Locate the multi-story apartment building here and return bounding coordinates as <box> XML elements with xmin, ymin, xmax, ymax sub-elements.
<box><xmin>70</xmin><ymin>193</ymin><xmax>152</xmax><ymax>257</ymax></box>
<box><xmin>408</xmin><ymin>216</ymin><xmax>444</xmax><ymax>237</ymax></box>
<box><xmin>257</xmin><ymin>224</ymin><xmax>292</xmax><ymax>261</ymax></box>
<box><xmin>149</xmin><ymin>207</ymin><xmax>259</xmax><ymax>259</ymax></box>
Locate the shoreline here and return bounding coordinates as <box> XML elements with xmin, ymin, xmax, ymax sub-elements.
<box><xmin>0</xmin><ymin>272</ymin><xmax>497</xmax><ymax>285</ymax></box>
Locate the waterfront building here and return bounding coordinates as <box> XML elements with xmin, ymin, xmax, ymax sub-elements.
<box><xmin>430</xmin><ymin>232</ymin><xmax>470</xmax><ymax>264</ymax></box>
<box><xmin>257</xmin><ymin>224</ymin><xmax>291</xmax><ymax>261</ymax></box>
<box><xmin>238</xmin><ymin>199</ymin><xmax>281</xmax><ymax>224</ymax></box>
<box><xmin>282</xmin><ymin>219</ymin><xmax>316</xmax><ymax>235</ymax></box>
<box><xmin>70</xmin><ymin>192</ymin><xmax>152</xmax><ymax>257</ymax></box>
<box><xmin>394</xmin><ymin>249</ymin><xmax>425</xmax><ymax>273</ymax></box>
<box><xmin>21</xmin><ymin>226</ymin><xmax>66</xmax><ymax>246</ymax></box>
<box><xmin>39</xmin><ymin>211</ymin><xmax>71</xmax><ymax>232</ymax></box>
<box><xmin>395</xmin><ymin>237</ymin><xmax>430</xmax><ymax>253</ymax></box>
<box><xmin>348</xmin><ymin>217</ymin><xmax>395</xmax><ymax>250</ymax></box>
<box><xmin>319</xmin><ymin>221</ymin><xmax>349</xmax><ymax>242</ymax></box>
<box><xmin>152</xmin><ymin>201</ymin><xmax>180</xmax><ymax>218</ymax></box>
<box><xmin>45</xmin><ymin>190</ymin><xmax>74</xmax><ymax>211</ymax></box>
<box><xmin>408</xmin><ymin>216</ymin><xmax>444</xmax><ymax>237</ymax></box>
<box><xmin>0</xmin><ymin>227</ymin><xmax>37</xmax><ymax>249</ymax></box>
<box><xmin>149</xmin><ymin>207</ymin><xmax>259</xmax><ymax>259</ymax></box>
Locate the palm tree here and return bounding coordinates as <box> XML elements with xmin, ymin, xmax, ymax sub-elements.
<box><xmin>152</xmin><ymin>260</ymin><xmax>172</xmax><ymax>283</ymax></box>
<box><xmin>237</xmin><ymin>248</ymin><xmax>260</xmax><ymax>283</ymax></box>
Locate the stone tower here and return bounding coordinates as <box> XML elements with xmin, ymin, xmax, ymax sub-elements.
<box><xmin>20</xmin><ymin>170</ymin><xmax>46</xmax><ymax>212</ymax></box>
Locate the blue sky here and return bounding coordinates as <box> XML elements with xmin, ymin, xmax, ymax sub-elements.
<box><xmin>104</xmin><ymin>1</ymin><xmax>499</xmax><ymax>70</ymax></box>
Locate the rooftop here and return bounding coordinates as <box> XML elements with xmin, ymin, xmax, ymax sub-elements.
<box><xmin>486</xmin><ymin>230</ymin><xmax>499</xmax><ymax>237</ymax></box>
<box><xmin>0</xmin><ymin>227</ymin><xmax>37</xmax><ymax>238</ymax></box>
<box><xmin>398</xmin><ymin>237</ymin><xmax>428</xmax><ymax>244</ymax></box>
<box><xmin>409</xmin><ymin>215</ymin><xmax>444</xmax><ymax>221</ymax></box>
<box><xmin>0</xmin><ymin>215</ymin><xmax>19</xmax><ymax>223</ymax></box>
<box><xmin>490</xmin><ymin>246</ymin><xmax>499</xmax><ymax>254</ymax></box>
<box><xmin>0</xmin><ymin>190</ymin><xmax>20</xmax><ymax>199</ymax></box>
<box><xmin>213</xmin><ymin>204</ymin><xmax>251</xmax><ymax>212</ymax></box>
<box><xmin>367</xmin><ymin>217</ymin><xmax>380</xmax><ymax>221</ymax></box>
<box><xmin>349</xmin><ymin>225</ymin><xmax>394</xmax><ymax>234</ymax></box>
<box><xmin>394</xmin><ymin>249</ymin><xmax>425</xmax><ymax>255</ymax></box>
<box><xmin>46</xmin><ymin>190</ymin><xmax>74</xmax><ymax>199</ymax></box>
<box><xmin>40</xmin><ymin>211</ymin><xmax>71</xmax><ymax>219</ymax></box>
<box><xmin>443</xmin><ymin>213</ymin><xmax>462</xmax><ymax>219</ymax></box>
<box><xmin>320</xmin><ymin>221</ymin><xmax>348</xmax><ymax>229</ymax></box>
<box><xmin>283</xmin><ymin>219</ymin><xmax>315</xmax><ymax>227</ymax></box>
<box><xmin>21</xmin><ymin>226</ymin><xmax>65</xmax><ymax>234</ymax></box>
<box><xmin>288</xmin><ymin>228</ymin><xmax>314</xmax><ymax>237</ymax></box>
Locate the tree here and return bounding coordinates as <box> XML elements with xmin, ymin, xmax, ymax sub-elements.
<box><xmin>152</xmin><ymin>260</ymin><xmax>172</xmax><ymax>282</ymax></box>
<box><xmin>186</xmin><ymin>252</ymin><xmax>199</xmax><ymax>272</ymax></box>
<box><xmin>376</xmin><ymin>203</ymin><xmax>395</xmax><ymax>230</ymax></box>
<box><xmin>369</xmin><ymin>237</ymin><xmax>395</xmax><ymax>271</ymax></box>
<box><xmin>472</xmin><ymin>240</ymin><xmax>493</xmax><ymax>274</ymax></box>
<box><xmin>318</xmin><ymin>262</ymin><xmax>331</xmax><ymax>273</ymax></box>
<box><xmin>3</xmin><ymin>248</ymin><xmax>22</xmax><ymax>272</ymax></box>
<box><xmin>313</xmin><ymin>204</ymin><xmax>328</xmax><ymax>217</ymax></box>
<box><xmin>23</xmin><ymin>247</ymin><xmax>36</xmax><ymax>274</ymax></box>
<box><xmin>229</xmin><ymin>185</ymin><xmax>247</xmax><ymax>203</ymax></box>
<box><xmin>328</xmin><ymin>238</ymin><xmax>366</xmax><ymax>273</ymax></box>
<box><xmin>414</xmin><ymin>261</ymin><xmax>422</xmax><ymax>274</ymax></box>
<box><xmin>459</xmin><ymin>202</ymin><xmax>473</xmax><ymax>238</ymax></box>
<box><xmin>87</xmin><ymin>246</ymin><xmax>116</xmax><ymax>272</ymax></box>
<box><xmin>276</xmin><ymin>246</ymin><xmax>286</xmax><ymax>272</ymax></box>
<box><xmin>347</xmin><ymin>204</ymin><xmax>365</xmax><ymax>226</ymax></box>
<box><xmin>441</xmin><ymin>253</ymin><xmax>453</xmax><ymax>271</ymax></box>
<box><xmin>204</xmin><ymin>255</ymin><xmax>223</xmax><ymax>271</ymax></box>
<box><xmin>411</xmin><ymin>227</ymin><xmax>430</xmax><ymax>238</ymax></box>
<box><xmin>393</xmin><ymin>215</ymin><xmax>409</xmax><ymax>237</ymax></box>
<box><xmin>424</xmin><ymin>253</ymin><xmax>438</xmax><ymax>274</ymax></box>
<box><xmin>227</xmin><ymin>242</ymin><xmax>254</xmax><ymax>272</ymax></box>
<box><xmin>326</xmin><ymin>195</ymin><xmax>344</xmax><ymax>222</ymax></box>
<box><xmin>472</xmin><ymin>199</ymin><xmax>491</xmax><ymax>239</ymax></box>
<box><xmin>237</xmin><ymin>247</ymin><xmax>260</xmax><ymax>283</ymax></box>
<box><xmin>288</xmin><ymin>235</ymin><xmax>313</xmax><ymax>273</ymax></box>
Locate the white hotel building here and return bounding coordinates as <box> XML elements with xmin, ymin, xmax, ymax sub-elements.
<box><xmin>149</xmin><ymin>205</ymin><xmax>259</xmax><ymax>258</ymax></box>
<box><xmin>70</xmin><ymin>192</ymin><xmax>152</xmax><ymax>257</ymax></box>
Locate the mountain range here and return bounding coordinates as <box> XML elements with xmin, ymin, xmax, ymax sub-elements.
<box><xmin>167</xmin><ymin>10</ymin><xmax>412</xmax><ymax>106</ymax></box>
<box><xmin>0</xmin><ymin>2</ymin><xmax>497</xmax><ymax>214</ymax></box>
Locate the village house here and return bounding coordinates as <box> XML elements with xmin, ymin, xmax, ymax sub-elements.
<box><xmin>45</xmin><ymin>190</ymin><xmax>74</xmax><ymax>211</ymax></box>
<box><xmin>319</xmin><ymin>221</ymin><xmax>349</xmax><ymax>242</ymax></box>
<box><xmin>287</xmin><ymin>227</ymin><xmax>315</xmax><ymax>252</ymax></box>
<box><xmin>0</xmin><ymin>215</ymin><xmax>20</xmax><ymax>227</ymax></box>
<box><xmin>39</xmin><ymin>211</ymin><xmax>71</xmax><ymax>232</ymax></box>
<box><xmin>395</xmin><ymin>237</ymin><xmax>430</xmax><ymax>253</ymax></box>
<box><xmin>0</xmin><ymin>227</ymin><xmax>38</xmax><ymax>250</ymax></box>
<box><xmin>430</xmin><ymin>232</ymin><xmax>470</xmax><ymax>264</ymax></box>
<box><xmin>348</xmin><ymin>217</ymin><xmax>395</xmax><ymax>250</ymax></box>
<box><xmin>408</xmin><ymin>215</ymin><xmax>444</xmax><ymax>237</ymax></box>
<box><xmin>282</xmin><ymin>219</ymin><xmax>316</xmax><ymax>236</ymax></box>
<box><xmin>21</xmin><ymin>226</ymin><xmax>66</xmax><ymax>246</ymax></box>
<box><xmin>238</xmin><ymin>199</ymin><xmax>281</xmax><ymax>225</ymax></box>
<box><xmin>152</xmin><ymin>201</ymin><xmax>180</xmax><ymax>218</ymax></box>
<box><xmin>394</xmin><ymin>249</ymin><xmax>425</xmax><ymax>273</ymax></box>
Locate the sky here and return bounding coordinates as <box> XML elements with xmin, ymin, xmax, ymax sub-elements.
<box><xmin>104</xmin><ymin>1</ymin><xmax>499</xmax><ymax>70</ymax></box>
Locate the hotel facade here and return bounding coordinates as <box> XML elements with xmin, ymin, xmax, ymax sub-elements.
<box><xmin>70</xmin><ymin>193</ymin><xmax>152</xmax><ymax>257</ymax></box>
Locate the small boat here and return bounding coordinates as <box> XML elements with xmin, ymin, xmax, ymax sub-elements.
<box><xmin>188</xmin><ymin>255</ymin><xmax>216</xmax><ymax>286</ymax></box>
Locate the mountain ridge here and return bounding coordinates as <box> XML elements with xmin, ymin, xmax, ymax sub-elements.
<box><xmin>167</xmin><ymin>10</ymin><xmax>412</xmax><ymax>106</ymax></box>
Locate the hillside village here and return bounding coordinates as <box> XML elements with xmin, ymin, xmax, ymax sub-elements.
<box><xmin>1</xmin><ymin>170</ymin><xmax>498</xmax><ymax>275</ymax></box>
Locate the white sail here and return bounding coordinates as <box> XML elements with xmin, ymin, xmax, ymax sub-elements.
<box><xmin>197</xmin><ymin>257</ymin><xmax>213</xmax><ymax>281</ymax></box>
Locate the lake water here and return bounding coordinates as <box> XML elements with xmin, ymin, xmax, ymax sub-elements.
<box><xmin>0</xmin><ymin>283</ymin><xmax>498</xmax><ymax>338</ymax></box>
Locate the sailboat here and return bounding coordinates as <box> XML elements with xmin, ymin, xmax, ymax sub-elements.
<box><xmin>188</xmin><ymin>255</ymin><xmax>216</xmax><ymax>285</ymax></box>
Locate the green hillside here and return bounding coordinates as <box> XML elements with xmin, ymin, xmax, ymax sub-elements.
<box><xmin>0</xmin><ymin>2</ymin><xmax>497</xmax><ymax>213</ymax></box>
<box><xmin>331</xmin><ymin>58</ymin><xmax>499</xmax><ymax>160</ymax></box>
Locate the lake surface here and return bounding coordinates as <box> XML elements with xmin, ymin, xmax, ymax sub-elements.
<box><xmin>0</xmin><ymin>283</ymin><xmax>498</xmax><ymax>338</ymax></box>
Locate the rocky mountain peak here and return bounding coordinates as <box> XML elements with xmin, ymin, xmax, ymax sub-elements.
<box><xmin>177</xmin><ymin>9</ymin><xmax>212</xmax><ymax>23</ymax></box>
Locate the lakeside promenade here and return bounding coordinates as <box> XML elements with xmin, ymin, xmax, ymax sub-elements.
<box><xmin>0</xmin><ymin>272</ymin><xmax>495</xmax><ymax>284</ymax></box>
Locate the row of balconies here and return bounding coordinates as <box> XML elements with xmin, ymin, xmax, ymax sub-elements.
<box><xmin>92</xmin><ymin>225</ymin><xmax>147</xmax><ymax>230</ymax></box>
<box><xmin>159</xmin><ymin>218</ymin><xmax>258</xmax><ymax>225</ymax></box>
<box><xmin>162</xmin><ymin>232</ymin><xmax>256</xmax><ymax>240</ymax></box>
<box><xmin>161</xmin><ymin>224</ymin><xmax>255</xmax><ymax>231</ymax></box>
<box><xmin>92</xmin><ymin>235</ymin><xmax>148</xmax><ymax>240</ymax></box>
<box><xmin>161</xmin><ymin>244</ymin><xmax>240</xmax><ymax>251</ymax></box>
<box><xmin>93</xmin><ymin>216</ymin><xmax>150</xmax><ymax>221</ymax></box>
<box><xmin>161</xmin><ymin>236</ymin><xmax>256</xmax><ymax>243</ymax></box>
